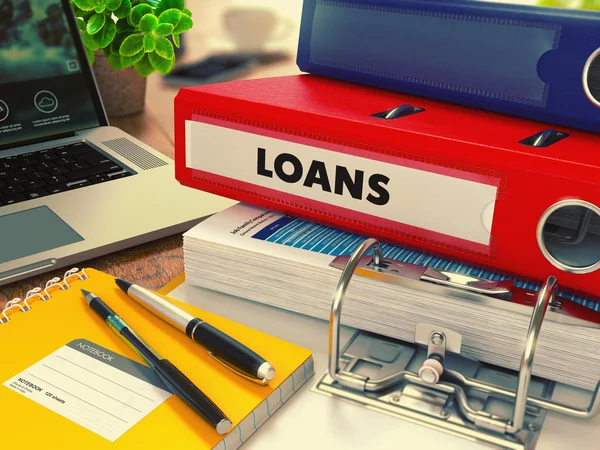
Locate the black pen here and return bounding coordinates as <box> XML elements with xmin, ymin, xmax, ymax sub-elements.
<box><xmin>81</xmin><ymin>289</ymin><xmax>232</xmax><ymax>434</ymax></box>
<box><xmin>115</xmin><ymin>278</ymin><xmax>276</xmax><ymax>384</ymax></box>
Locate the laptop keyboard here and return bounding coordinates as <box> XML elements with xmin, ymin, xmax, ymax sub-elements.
<box><xmin>0</xmin><ymin>142</ymin><xmax>133</xmax><ymax>206</ymax></box>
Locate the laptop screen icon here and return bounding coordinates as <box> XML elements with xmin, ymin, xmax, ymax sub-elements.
<box><xmin>0</xmin><ymin>100</ymin><xmax>8</xmax><ymax>122</ymax></box>
<box><xmin>66</xmin><ymin>60</ymin><xmax>80</xmax><ymax>72</ymax></box>
<box><xmin>34</xmin><ymin>91</ymin><xmax>58</xmax><ymax>114</ymax></box>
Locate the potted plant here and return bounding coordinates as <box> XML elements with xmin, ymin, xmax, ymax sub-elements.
<box><xmin>72</xmin><ymin>0</ymin><xmax>193</xmax><ymax>117</ymax></box>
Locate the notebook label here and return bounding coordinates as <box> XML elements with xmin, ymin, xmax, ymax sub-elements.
<box><xmin>186</xmin><ymin>120</ymin><xmax>498</xmax><ymax>246</ymax></box>
<box><xmin>2</xmin><ymin>339</ymin><xmax>171</xmax><ymax>442</ymax></box>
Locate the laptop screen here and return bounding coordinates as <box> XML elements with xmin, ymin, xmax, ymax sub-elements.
<box><xmin>0</xmin><ymin>0</ymin><xmax>107</xmax><ymax>150</ymax></box>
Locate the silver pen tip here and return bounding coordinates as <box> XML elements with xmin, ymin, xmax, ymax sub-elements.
<box><xmin>257</xmin><ymin>362</ymin><xmax>275</xmax><ymax>382</ymax></box>
<box><xmin>216</xmin><ymin>418</ymin><xmax>232</xmax><ymax>435</ymax></box>
<box><xmin>81</xmin><ymin>289</ymin><xmax>94</xmax><ymax>302</ymax></box>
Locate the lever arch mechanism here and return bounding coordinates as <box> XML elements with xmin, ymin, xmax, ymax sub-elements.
<box><xmin>314</xmin><ymin>239</ymin><xmax>600</xmax><ymax>449</ymax></box>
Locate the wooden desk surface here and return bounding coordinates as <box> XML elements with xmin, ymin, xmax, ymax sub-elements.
<box><xmin>1</xmin><ymin>0</ymin><xmax>302</xmax><ymax>309</ymax></box>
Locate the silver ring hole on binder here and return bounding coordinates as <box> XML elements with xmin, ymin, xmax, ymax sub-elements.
<box><xmin>583</xmin><ymin>47</ymin><xmax>600</xmax><ymax>108</ymax></box>
<box><xmin>537</xmin><ymin>199</ymin><xmax>600</xmax><ymax>274</ymax></box>
<box><xmin>0</xmin><ymin>268</ymin><xmax>88</xmax><ymax>324</ymax></box>
<box><xmin>313</xmin><ymin>239</ymin><xmax>600</xmax><ymax>449</ymax></box>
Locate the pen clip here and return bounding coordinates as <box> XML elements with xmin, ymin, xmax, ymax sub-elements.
<box><xmin>208</xmin><ymin>352</ymin><xmax>268</xmax><ymax>385</ymax></box>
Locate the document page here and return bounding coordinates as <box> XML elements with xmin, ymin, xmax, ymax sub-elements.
<box><xmin>3</xmin><ymin>339</ymin><xmax>171</xmax><ymax>442</ymax></box>
<box><xmin>185</xmin><ymin>203</ymin><xmax>592</xmax><ymax>307</ymax></box>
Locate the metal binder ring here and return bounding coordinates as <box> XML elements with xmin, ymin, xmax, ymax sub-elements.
<box><xmin>329</xmin><ymin>238</ymin><xmax>383</xmax><ymax>389</ymax></box>
<box><xmin>5</xmin><ymin>298</ymin><xmax>22</xmax><ymax>309</ymax></box>
<box><xmin>63</xmin><ymin>268</ymin><xmax>78</xmax><ymax>288</ymax></box>
<box><xmin>62</xmin><ymin>268</ymin><xmax>89</xmax><ymax>289</ymax></box>
<box><xmin>1</xmin><ymin>303</ymin><xmax>26</xmax><ymax>324</ymax></box>
<box><xmin>325</xmin><ymin>254</ymin><xmax>600</xmax><ymax>434</ymax></box>
<box><xmin>25</xmin><ymin>288</ymin><xmax>47</xmax><ymax>305</ymax></box>
<box><xmin>0</xmin><ymin>268</ymin><xmax>89</xmax><ymax>326</ymax></box>
<box><xmin>43</xmin><ymin>277</ymin><xmax>64</xmax><ymax>297</ymax></box>
<box><xmin>507</xmin><ymin>275</ymin><xmax>556</xmax><ymax>433</ymax></box>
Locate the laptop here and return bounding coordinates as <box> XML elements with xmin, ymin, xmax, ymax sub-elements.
<box><xmin>0</xmin><ymin>0</ymin><xmax>235</xmax><ymax>286</ymax></box>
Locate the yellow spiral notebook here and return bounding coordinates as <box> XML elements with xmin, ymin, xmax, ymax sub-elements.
<box><xmin>0</xmin><ymin>268</ymin><xmax>313</xmax><ymax>449</ymax></box>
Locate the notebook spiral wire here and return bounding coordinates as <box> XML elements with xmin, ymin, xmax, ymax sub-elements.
<box><xmin>1</xmin><ymin>268</ymin><xmax>89</xmax><ymax>324</ymax></box>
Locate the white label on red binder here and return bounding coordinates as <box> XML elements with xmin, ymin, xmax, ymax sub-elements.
<box><xmin>186</xmin><ymin>120</ymin><xmax>498</xmax><ymax>246</ymax></box>
<box><xmin>3</xmin><ymin>339</ymin><xmax>171</xmax><ymax>442</ymax></box>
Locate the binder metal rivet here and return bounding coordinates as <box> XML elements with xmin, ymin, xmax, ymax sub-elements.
<box><xmin>430</xmin><ymin>333</ymin><xmax>443</xmax><ymax>345</ymax></box>
<box><xmin>419</xmin><ymin>331</ymin><xmax>447</xmax><ymax>385</ymax></box>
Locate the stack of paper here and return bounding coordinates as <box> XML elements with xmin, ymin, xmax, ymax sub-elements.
<box><xmin>184</xmin><ymin>203</ymin><xmax>600</xmax><ymax>390</ymax></box>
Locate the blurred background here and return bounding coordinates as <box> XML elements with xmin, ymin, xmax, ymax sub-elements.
<box><xmin>140</xmin><ymin>0</ymin><xmax>305</xmax><ymax>148</ymax></box>
<box><xmin>184</xmin><ymin>0</ymin><xmax>303</xmax><ymax>56</ymax></box>
<box><xmin>166</xmin><ymin>0</ymin><xmax>594</xmax><ymax>84</ymax></box>
<box><xmin>140</xmin><ymin>0</ymin><xmax>595</xmax><ymax>150</ymax></box>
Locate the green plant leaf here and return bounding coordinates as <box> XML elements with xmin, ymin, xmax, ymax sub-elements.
<box><xmin>148</xmin><ymin>50</ymin><xmax>174</xmax><ymax>75</ymax></box>
<box><xmin>110</xmin><ymin>32</ymin><xmax>128</xmax><ymax>55</ymax></box>
<box><xmin>139</xmin><ymin>14</ymin><xmax>158</xmax><ymax>33</ymax></box>
<box><xmin>134</xmin><ymin>54</ymin><xmax>155</xmax><ymax>77</ymax></box>
<box><xmin>85</xmin><ymin>47</ymin><xmax>96</xmax><ymax>65</ymax></box>
<box><xmin>76</xmin><ymin>17</ymin><xmax>86</xmax><ymax>31</ymax></box>
<box><xmin>121</xmin><ymin>50</ymin><xmax>145</xmax><ymax>68</ymax></box>
<box><xmin>173</xmin><ymin>13</ymin><xmax>192</xmax><ymax>34</ymax></box>
<box><xmin>72</xmin><ymin>4</ymin><xmax>93</xmax><ymax>18</ymax></box>
<box><xmin>119</xmin><ymin>34</ymin><xmax>144</xmax><ymax>56</ymax></box>
<box><xmin>91</xmin><ymin>19</ymin><xmax>116</xmax><ymax>48</ymax></box>
<box><xmin>106</xmin><ymin>0</ymin><xmax>122</xmax><ymax>11</ymax></box>
<box><xmin>114</xmin><ymin>0</ymin><xmax>131</xmax><ymax>19</ymax></box>
<box><xmin>158</xmin><ymin>8</ymin><xmax>181</xmax><ymax>26</ymax></box>
<box><xmin>102</xmin><ymin>46</ymin><xmax>111</xmax><ymax>57</ymax></box>
<box><xmin>154</xmin><ymin>37</ymin><xmax>174</xmax><ymax>60</ymax></box>
<box><xmin>172</xmin><ymin>33</ymin><xmax>180</xmax><ymax>48</ymax></box>
<box><xmin>155</xmin><ymin>23</ymin><xmax>174</xmax><ymax>36</ymax></box>
<box><xmin>116</xmin><ymin>18</ymin><xmax>134</xmax><ymax>32</ymax></box>
<box><xmin>155</xmin><ymin>0</ymin><xmax>185</xmax><ymax>16</ymax></box>
<box><xmin>81</xmin><ymin>30</ymin><xmax>100</xmax><ymax>51</ymax></box>
<box><xmin>86</xmin><ymin>13</ymin><xmax>105</xmax><ymax>35</ymax></box>
<box><xmin>73</xmin><ymin>0</ymin><xmax>96</xmax><ymax>11</ymax></box>
<box><xmin>143</xmin><ymin>34</ymin><xmax>155</xmax><ymax>52</ymax></box>
<box><xmin>95</xmin><ymin>4</ymin><xmax>106</xmax><ymax>13</ymax></box>
<box><xmin>182</xmin><ymin>8</ymin><xmax>192</xmax><ymax>17</ymax></box>
<box><xmin>108</xmin><ymin>53</ymin><xmax>124</xmax><ymax>70</ymax></box>
<box><xmin>130</xmin><ymin>4</ymin><xmax>153</xmax><ymax>27</ymax></box>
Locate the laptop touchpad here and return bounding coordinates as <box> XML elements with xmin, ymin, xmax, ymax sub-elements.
<box><xmin>0</xmin><ymin>206</ymin><xmax>83</xmax><ymax>264</ymax></box>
